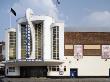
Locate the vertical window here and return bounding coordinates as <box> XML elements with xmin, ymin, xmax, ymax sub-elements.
<box><xmin>35</xmin><ymin>22</ymin><xmax>43</xmax><ymax>60</ymax></box>
<box><xmin>9</xmin><ymin>32</ymin><xmax>16</xmax><ymax>60</ymax></box>
<box><xmin>64</xmin><ymin>66</ymin><xmax>66</xmax><ymax>71</ymax></box>
<box><xmin>21</xmin><ymin>24</ymin><xmax>32</xmax><ymax>59</ymax></box>
<box><xmin>52</xmin><ymin>26</ymin><xmax>59</xmax><ymax>60</ymax></box>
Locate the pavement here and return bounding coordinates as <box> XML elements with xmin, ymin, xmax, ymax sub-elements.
<box><xmin>1</xmin><ymin>78</ymin><xmax>110</xmax><ymax>82</ymax></box>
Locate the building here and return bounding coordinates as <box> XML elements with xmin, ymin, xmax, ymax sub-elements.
<box><xmin>5</xmin><ymin>8</ymin><xmax>64</xmax><ymax>77</ymax></box>
<box><xmin>5</xmin><ymin>8</ymin><xmax>110</xmax><ymax>77</ymax></box>
<box><xmin>0</xmin><ymin>41</ymin><xmax>5</xmax><ymax>75</ymax></box>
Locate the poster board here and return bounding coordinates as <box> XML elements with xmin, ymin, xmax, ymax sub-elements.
<box><xmin>74</xmin><ymin>45</ymin><xmax>83</xmax><ymax>59</ymax></box>
<box><xmin>102</xmin><ymin>45</ymin><xmax>110</xmax><ymax>59</ymax></box>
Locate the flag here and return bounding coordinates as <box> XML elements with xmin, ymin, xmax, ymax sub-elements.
<box><xmin>57</xmin><ymin>0</ymin><xmax>60</xmax><ymax>4</ymax></box>
<box><xmin>10</xmin><ymin>8</ymin><xmax>16</xmax><ymax>16</ymax></box>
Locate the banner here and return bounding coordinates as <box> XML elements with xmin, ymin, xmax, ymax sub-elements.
<box><xmin>102</xmin><ymin>45</ymin><xmax>110</xmax><ymax>59</ymax></box>
<box><xmin>74</xmin><ymin>45</ymin><xmax>83</xmax><ymax>59</ymax></box>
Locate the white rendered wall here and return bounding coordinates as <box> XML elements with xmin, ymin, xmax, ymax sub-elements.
<box><xmin>5</xmin><ymin>66</ymin><xmax>20</xmax><ymax>76</ymax></box>
<box><xmin>58</xmin><ymin>23</ymin><xmax>64</xmax><ymax>61</ymax></box>
<box><xmin>48</xmin><ymin>56</ymin><xmax>110</xmax><ymax>76</ymax></box>
<box><xmin>43</xmin><ymin>17</ymin><xmax>53</xmax><ymax>60</ymax></box>
<box><xmin>16</xmin><ymin>24</ymin><xmax>21</xmax><ymax>60</ymax></box>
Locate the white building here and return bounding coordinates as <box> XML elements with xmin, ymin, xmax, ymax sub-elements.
<box><xmin>5</xmin><ymin>8</ymin><xmax>110</xmax><ymax>77</ymax></box>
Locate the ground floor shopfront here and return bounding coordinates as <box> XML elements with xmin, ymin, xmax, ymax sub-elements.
<box><xmin>5</xmin><ymin>56</ymin><xmax>110</xmax><ymax>78</ymax></box>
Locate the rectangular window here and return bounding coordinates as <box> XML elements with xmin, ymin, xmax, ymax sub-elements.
<box><xmin>35</xmin><ymin>22</ymin><xmax>43</xmax><ymax>60</ymax></box>
<box><xmin>64</xmin><ymin>66</ymin><xmax>66</xmax><ymax>71</ymax></box>
<box><xmin>48</xmin><ymin>66</ymin><xmax>59</xmax><ymax>71</ymax></box>
<box><xmin>52</xmin><ymin>66</ymin><xmax>56</xmax><ymax>71</ymax></box>
<box><xmin>52</xmin><ymin>26</ymin><xmax>59</xmax><ymax>60</ymax></box>
<box><xmin>9</xmin><ymin>31</ymin><xmax>16</xmax><ymax>60</ymax></box>
<box><xmin>9</xmin><ymin>67</ymin><xmax>15</xmax><ymax>72</ymax></box>
<box><xmin>21</xmin><ymin>24</ymin><xmax>32</xmax><ymax>59</ymax></box>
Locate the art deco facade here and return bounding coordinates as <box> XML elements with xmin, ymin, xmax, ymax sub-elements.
<box><xmin>5</xmin><ymin>8</ymin><xmax>110</xmax><ymax>77</ymax></box>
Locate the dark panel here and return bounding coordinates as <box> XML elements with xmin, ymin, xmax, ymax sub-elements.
<box><xmin>20</xmin><ymin>66</ymin><xmax>47</xmax><ymax>77</ymax></box>
<box><xmin>83</xmin><ymin>49</ymin><xmax>101</xmax><ymax>56</ymax></box>
<box><xmin>64</xmin><ymin>49</ymin><xmax>74</xmax><ymax>56</ymax></box>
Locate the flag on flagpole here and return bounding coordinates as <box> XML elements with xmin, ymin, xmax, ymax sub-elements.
<box><xmin>10</xmin><ymin>8</ymin><xmax>16</xmax><ymax>16</ymax></box>
<box><xmin>57</xmin><ymin>0</ymin><xmax>60</xmax><ymax>4</ymax></box>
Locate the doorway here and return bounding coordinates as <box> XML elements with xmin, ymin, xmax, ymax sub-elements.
<box><xmin>20</xmin><ymin>66</ymin><xmax>47</xmax><ymax>77</ymax></box>
<box><xmin>70</xmin><ymin>68</ymin><xmax>78</xmax><ymax>78</ymax></box>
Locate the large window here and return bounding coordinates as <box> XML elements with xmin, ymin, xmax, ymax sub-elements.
<box><xmin>52</xmin><ymin>26</ymin><xmax>59</xmax><ymax>60</ymax></box>
<box><xmin>21</xmin><ymin>24</ymin><xmax>32</xmax><ymax>59</ymax></box>
<box><xmin>35</xmin><ymin>22</ymin><xmax>43</xmax><ymax>60</ymax></box>
<box><xmin>9</xmin><ymin>32</ymin><xmax>16</xmax><ymax>60</ymax></box>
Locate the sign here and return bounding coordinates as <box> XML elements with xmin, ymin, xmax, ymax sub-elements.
<box><xmin>74</xmin><ymin>45</ymin><xmax>83</xmax><ymax>59</ymax></box>
<box><xmin>59</xmin><ymin>71</ymin><xmax>64</xmax><ymax>75</ymax></box>
<box><xmin>102</xmin><ymin>45</ymin><xmax>110</xmax><ymax>59</ymax></box>
<box><xmin>59</xmin><ymin>66</ymin><xmax>64</xmax><ymax>75</ymax></box>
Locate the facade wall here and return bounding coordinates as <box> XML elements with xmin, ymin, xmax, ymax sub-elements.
<box><xmin>63</xmin><ymin>56</ymin><xmax>110</xmax><ymax>76</ymax></box>
<box><xmin>5</xmin><ymin>9</ymin><xmax>110</xmax><ymax>77</ymax></box>
<box><xmin>48</xmin><ymin>56</ymin><xmax>110</xmax><ymax>76</ymax></box>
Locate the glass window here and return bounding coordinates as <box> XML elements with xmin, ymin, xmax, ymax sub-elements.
<box><xmin>9</xmin><ymin>67</ymin><xmax>15</xmax><ymax>72</ymax></box>
<box><xmin>64</xmin><ymin>66</ymin><xmax>66</xmax><ymax>71</ymax></box>
<box><xmin>52</xmin><ymin>26</ymin><xmax>59</xmax><ymax>60</ymax></box>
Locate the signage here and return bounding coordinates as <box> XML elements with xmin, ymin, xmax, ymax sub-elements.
<box><xmin>74</xmin><ymin>45</ymin><xmax>83</xmax><ymax>59</ymax></box>
<box><xmin>102</xmin><ymin>45</ymin><xmax>110</xmax><ymax>59</ymax></box>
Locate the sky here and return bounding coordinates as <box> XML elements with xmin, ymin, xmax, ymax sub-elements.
<box><xmin>0</xmin><ymin>0</ymin><xmax>110</xmax><ymax>40</ymax></box>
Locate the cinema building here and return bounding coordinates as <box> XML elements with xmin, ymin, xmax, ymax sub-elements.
<box><xmin>5</xmin><ymin>8</ymin><xmax>110</xmax><ymax>77</ymax></box>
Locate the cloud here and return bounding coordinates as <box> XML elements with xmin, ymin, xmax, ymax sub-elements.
<box><xmin>83</xmin><ymin>11</ymin><xmax>110</xmax><ymax>27</ymax></box>
<box><xmin>12</xmin><ymin>0</ymin><xmax>59</xmax><ymax>20</ymax></box>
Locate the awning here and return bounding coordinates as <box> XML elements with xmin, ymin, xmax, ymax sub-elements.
<box><xmin>5</xmin><ymin>60</ymin><xmax>64</xmax><ymax>66</ymax></box>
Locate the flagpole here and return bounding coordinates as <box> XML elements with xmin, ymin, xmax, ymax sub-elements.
<box><xmin>10</xmin><ymin>13</ymin><xmax>12</xmax><ymax>28</ymax></box>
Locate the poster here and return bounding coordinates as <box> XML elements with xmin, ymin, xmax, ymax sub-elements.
<box><xmin>102</xmin><ymin>45</ymin><xmax>110</xmax><ymax>59</ymax></box>
<box><xmin>74</xmin><ymin>45</ymin><xmax>83</xmax><ymax>59</ymax></box>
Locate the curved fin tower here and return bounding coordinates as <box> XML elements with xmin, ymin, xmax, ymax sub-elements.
<box><xmin>5</xmin><ymin>8</ymin><xmax>64</xmax><ymax>77</ymax></box>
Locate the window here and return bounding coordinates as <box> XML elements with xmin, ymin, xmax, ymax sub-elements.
<box><xmin>48</xmin><ymin>66</ymin><xmax>59</xmax><ymax>71</ymax></box>
<box><xmin>64</xmin><ymin>66</ymin><xmax>66</xmax><ymax>71</ymax></box>
<box><xmin>21</xmin><ymin>24</ymin><xmax>32</xmax><ymax>59</ymax></box>
<box><xmin>9</xmin><ymin>67</ymin><xmax>15</xmax><ymax>72</ymax></box>
<box><xmin>35</xmin><ymin>23</ymin><xmax>43</xmax><ymax>60</ymax></box>
<box><xmin>9</xmin><ymin>31</ymin><xmax>16</xmax><ymax>60</ymax></box>
<box><xmin>52</xmin><ymin>26</ymin><xmax>59</xmax><ymax>60</ymax></box>
<box><xmin>52</xmin><ymin>66</ymin><xmax>56</xmax><ymax>71</ymax></box>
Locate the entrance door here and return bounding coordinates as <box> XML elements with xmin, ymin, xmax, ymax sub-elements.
<box><xmin>20</xmin><ymin>66</ymin><xmax>47</xmax><ymax>77</ymax></box>
<box><xmin>70</xmin><ymin>68</ymin><xmax>78</xmax><ymax>78</ymax></box>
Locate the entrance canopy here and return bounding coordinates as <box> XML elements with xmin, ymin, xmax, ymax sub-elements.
<box><xmin>5</xmin><ymin>60</ymin><xmax>64</xmax><ymax>66</ymax></box>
